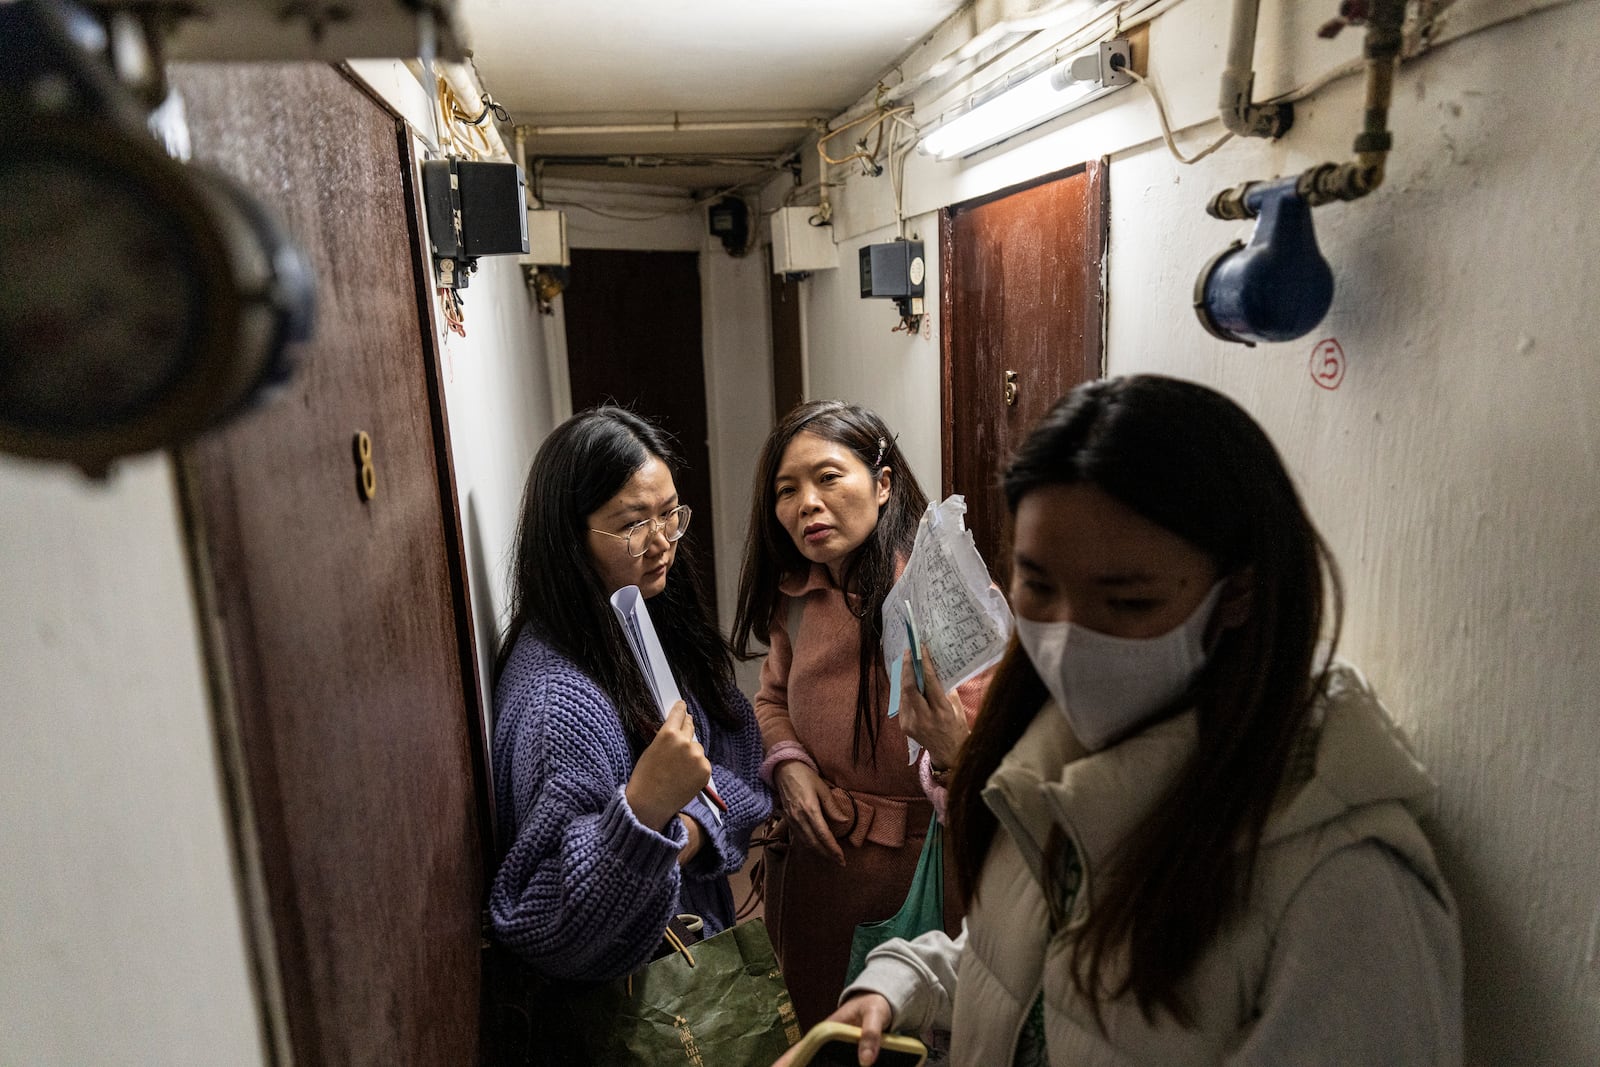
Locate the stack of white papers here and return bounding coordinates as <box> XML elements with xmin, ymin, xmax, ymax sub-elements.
<box><xmin>610</xmin><ymin>585</ymin><xmax>723</xmax><ymax>824</ymax></box>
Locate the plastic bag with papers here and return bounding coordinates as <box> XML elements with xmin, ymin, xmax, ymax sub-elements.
<box><xmin>881</xmin><ymin>495</ymin><xmax>1014</xmax><ymax>763</ymax></box>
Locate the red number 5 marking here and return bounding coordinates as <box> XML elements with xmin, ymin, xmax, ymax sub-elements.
<box><xmin>1310</xmin><ymin>338</ymin><xmax>1345</xmax><ymax>390</ymax></box>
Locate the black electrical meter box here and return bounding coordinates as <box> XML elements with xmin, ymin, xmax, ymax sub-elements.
<box><xmin>859</xmin><ymin>240</ymin><xmax>926</xmax><ymax>300</ymax></box>
<box><xmin>459</xmin><ymin>160</ymin><xmax>529</xmax><ymax>256</ymax></box>
<box><xmin>422</xmin><ymin>158</ymin><xmax>530</xmax><ymax>261</ymax></box>
<box><xmin>708</xmin><ymin>196</ymin><xmax>750</xmax><ymax>255</ymax></box>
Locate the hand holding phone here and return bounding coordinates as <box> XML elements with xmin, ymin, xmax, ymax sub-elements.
<box><xmin>782</xmin><ymin>1021</ymin><xmax>927</xmax><ymax>1067</ymax></box>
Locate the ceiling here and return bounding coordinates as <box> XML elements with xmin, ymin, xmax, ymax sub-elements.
<box><xmin>458</xmin><ymin>0</ymin><xmax>966</xmax><ymax>191</ymax></box>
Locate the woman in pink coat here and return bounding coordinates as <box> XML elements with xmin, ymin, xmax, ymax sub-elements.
<box><xmin>732</xmin><ymin>400</ymin><xmax>986</xmax><ymax>1029</ymax></box>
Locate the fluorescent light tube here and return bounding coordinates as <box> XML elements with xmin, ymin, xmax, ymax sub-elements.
<box><xmin>919</xmin><ymin>40</ymin><xmax>1133</xmax><ymax>161</ymax></box>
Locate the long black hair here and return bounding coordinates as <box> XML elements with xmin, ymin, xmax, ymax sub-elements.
<box><xmin>947</xmin><ymin>374</ymin><xmax>1342</xmax><ymax>1025</ymax></box>
<box><xmin>497</xmin><ymin>406</ymin><xmax>741</xmax><ymax>752</ymax></box>
<box><xmin>730</xmin><ymin>400</ymin><xmax>928</xmax><ymax>764</ymax></box>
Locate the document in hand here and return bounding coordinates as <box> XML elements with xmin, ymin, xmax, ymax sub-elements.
<box><xmin>882</xmin><ymin>495</ymin><xmax>1014</xmax><ymax>763</ymax></box>
<box><xmin>609</xmin><ymin>585</ymin><xmax>724</xmax><ymax>822</ymax></box>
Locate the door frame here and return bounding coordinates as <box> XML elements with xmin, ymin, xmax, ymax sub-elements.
<box><xmin>394</xmin><ymin>116</ymin><xmax>496</xmax><ymax>863</ymax></box>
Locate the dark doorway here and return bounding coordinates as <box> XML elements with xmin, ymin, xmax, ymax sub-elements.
<box><xmin>940</xmin><ymin>161</ymin><xmax>1108</xmax><ymax>585</ymax></box>
<box><xmin>173</xmin><ymin>63</ymin><xmax>485</xmax><ymax>1065</ymax></box>
<box><xmin>768</xmin><ymin>245</ymin><xmax>805</xmax><ymax>422</ymax></box>
<box><xmin>563</xmin><ymin>248</ymin><xmax>718</xmax><ymax>615</ymax></box>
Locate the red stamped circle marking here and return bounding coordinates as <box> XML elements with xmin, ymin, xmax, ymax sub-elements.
<box><xmin>1310</xmin><ymin>338</ymin><xmax>1345</xmax><ymax>390</ymax></box>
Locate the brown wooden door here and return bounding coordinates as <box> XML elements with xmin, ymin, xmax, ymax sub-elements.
<box><xmin>173</xmin><ymin>63</ymin><xmax>483</xmax><ymax>1066</ymax></box>
<box><xmin>768</xmin><ymin>245</ymin><xmax>805</xmax><ymax>422</ymax></box>
<box><xmin>940</xmin><ymin>161</ymin><xmax>1108</xmax><ymax>585</ymax></box>
<box><xmin>563</xmin><ymin>248</ymin><xmax>718</xmax><ymax>610</ymax></box>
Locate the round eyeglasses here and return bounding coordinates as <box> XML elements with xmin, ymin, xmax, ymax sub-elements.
<box><xmin>590</xmin><ymin>504</ymin><xmax>692</xmax><ymax>558</ymax></box>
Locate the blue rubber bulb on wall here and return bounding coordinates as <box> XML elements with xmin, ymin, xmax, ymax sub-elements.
<box><xmin>1194</xmin><ymin>177</ymin><xmax>1334</xmax><ymax>346</ymax></box>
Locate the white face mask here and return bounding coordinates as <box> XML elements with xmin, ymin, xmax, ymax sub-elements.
<box><xmin>1014</xmin><ymin>582</ymin><xmax>1226</xmax><ymax>751</ymax></box>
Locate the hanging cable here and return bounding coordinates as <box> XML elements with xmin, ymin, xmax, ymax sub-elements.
<box><xmin>435</xmin><ymin>76</ymin><xmax>496</xmax><ymax>160</ymax></box>
<box><xmin>543</xmin><ymin>171</ymin><xmax>772</xmax><ymax>223</ymax></box>
<box><xmin>439</xmin><ymin>287</ymin><xmax>466</xmax><ymax>337</ymax></box>
<box><xmin>1124</xmin><ymin>67</ymin><xmax>1233</xmax><ymax>165</ymax></box>
<box><xmin>454</xmin><ymin>92</ymin><xmax>509</xmax><ymax>127</ymax></box>
<box><xmin>816</xmin><ymin>105</ymin><xmax>915</xmax><ymax>167</ymax></box>
<box><xmin>886</xmin><ymin>112</ymin><xmax>922</xmax><ymax>237</ymax></box>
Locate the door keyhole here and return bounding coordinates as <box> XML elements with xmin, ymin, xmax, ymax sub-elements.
<box><xmin>1004</xmin><ymin>370</ymin><xmax>1019</xmax><ymax>407</ymax></box>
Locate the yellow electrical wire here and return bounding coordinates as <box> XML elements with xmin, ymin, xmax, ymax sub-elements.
<box><xmin>435</xmin><ymin>76</ymin><xmax>495</xmax><ymax>160</ymax></box>
<box><xmin>817</xmin><ymin>105</ymin><xmax>915</xmax><ymax>167</ymax></box>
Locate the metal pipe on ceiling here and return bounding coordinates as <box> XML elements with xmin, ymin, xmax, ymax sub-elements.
<box><xmin>520</xmin><ymin>117</ymin><xmax>821</xmax><ymax>136</ymax></box>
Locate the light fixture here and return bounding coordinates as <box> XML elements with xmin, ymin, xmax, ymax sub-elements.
<box><xmin>919</xmin><ymin>39</ymin><xmax>1134</xmax><ymax>161</ymax></box>
<box><xmin>0</xmin><ymin>0</ymin><xmax>315</xmax><ymax>478</ymax></box>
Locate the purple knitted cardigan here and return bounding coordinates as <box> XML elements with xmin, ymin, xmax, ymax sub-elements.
<box><xmin>488</xmin><ymin>631</ymin><xmax>771</xmax><ymax>981</ymax></box>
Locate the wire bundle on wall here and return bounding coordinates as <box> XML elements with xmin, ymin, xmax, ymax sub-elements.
<box><xmin>814</xmin><ymin>98</ymin><xmax>920</xmax><ymax>232</ymax></box>
<box><xmin>439</xmin><ymin>286</ymin><xmax>466</xmax><ymax>337</ymax></box>
<box><xmin>434</xmin><ymin>75</ymin><xmax>499</xmax><ymax>161</ymax></box>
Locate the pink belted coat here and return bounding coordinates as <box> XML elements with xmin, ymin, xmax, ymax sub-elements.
<box><xmin>756</xmin><ymin>564</ymin><xmax>988</xmax><ymax>1029</ymax></box>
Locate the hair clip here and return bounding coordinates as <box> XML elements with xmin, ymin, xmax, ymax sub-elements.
<box><xmin>873</xmin><ymin>437</ymin><xmax>887</xmax><ymax>469</ymax></box>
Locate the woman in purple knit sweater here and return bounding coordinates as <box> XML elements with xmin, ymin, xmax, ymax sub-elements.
<box><xmin>488</xmin><ymin>406</ymin><xmax>770</xmax><ymax>983</ymax></box>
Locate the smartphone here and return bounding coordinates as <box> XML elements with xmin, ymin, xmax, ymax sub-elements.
<box><xmin>902</xmin><ymin>600</ymin><xmax>926</xmax><ymax>695</ymax></box>
<box><xmin>786</xmin><ymin>1021</ymin><xmax>928</xmax><ymax>1067</ymax></box>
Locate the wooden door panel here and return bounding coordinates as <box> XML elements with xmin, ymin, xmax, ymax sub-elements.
<box><xmin>563</xmin><ymin>249</ymin><xmax>718</xmax><ymax>607</ymax></box>
<box><xmin>768</xmin><ymin>246</ymin><xmax>805</xmax><ymax>421</ymax></box>
<box><xmin>173</xmin><ymin>63</ymin><xmax>481</xmax><ymax>1066</ymax></box>
<box><xmin>941</xmin><ymin>162</ymin><xmax>1108</xmax><ymax>584</ymax></box>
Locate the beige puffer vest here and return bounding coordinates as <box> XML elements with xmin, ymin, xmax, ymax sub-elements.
<box><xmin>949</xmin><ymin>664</ymin><xmax>1450</xmax><ymax>1066</ymax></box>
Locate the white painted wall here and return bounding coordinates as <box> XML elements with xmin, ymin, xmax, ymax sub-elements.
<box><xmin>698</xmin><ymin>228</ymin><xmax>778</xmax><ymax>693</ymax></box>
<box><xmin>0</xmin><ymin>455</ymin><xmax>266</xmax><ymax>1067</ymax></box>
<box><xmin>799</xmin><ymin>0</ymin><xmax>1600</xmax><ymax>1061</ymax></box>
<box><xmin>432</xmin><ymin>250</ymin><xmax>557</xmax><ymax>731</ymax></box>
<box><xmin>791</xmin><ymin>213</ymin><xmax>947</xmax><ymax>494</ymax></box>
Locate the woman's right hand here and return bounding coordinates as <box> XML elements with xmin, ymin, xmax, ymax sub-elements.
<box><xmin>772</xmin><ymin>759</ymin><xmax>845</xmax><ymax>866</ymax></box>
<box><xmin>771</xmin><ymin>993</ymin><xmax>894</xmax><ymax>1067</ymax></box>
<box><xmin>625</xmin><ymin>702</ymin><xmax>711</xmax><ymax>831</ymax></box>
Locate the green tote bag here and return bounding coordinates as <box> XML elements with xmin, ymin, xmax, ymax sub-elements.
<box><xmin>846</xmin><ymin>813</ymin><xmax>945</xmax><ymax>985</ymax></box>
<box><xmin>568</xmin><ymin>917</ymin><xmax>800</xmax><ymax>1066</ymax></box>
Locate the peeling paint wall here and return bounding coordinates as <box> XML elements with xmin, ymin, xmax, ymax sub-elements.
<box><xmin>797</xmin><ymin>0</ymin><xmax>1600</xmax><ymax>1060</ymax></box>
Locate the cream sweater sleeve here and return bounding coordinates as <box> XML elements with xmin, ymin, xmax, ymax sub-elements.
<box><xmin>841</xmin><ymin>924</ymin><xmax>967</xmax><ymax>1035</ymax></box>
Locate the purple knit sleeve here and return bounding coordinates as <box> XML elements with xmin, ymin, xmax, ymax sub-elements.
<box><xmin>488</xmin><ymin>660</ymin><xmax>688</xmax><ymax>981</ymax></box>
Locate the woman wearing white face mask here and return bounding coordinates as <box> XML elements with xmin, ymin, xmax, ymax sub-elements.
<box><xmin>783</xmin><ymin>375</ymin><xmax>1461</xmax><ymax>1067</ymax></box>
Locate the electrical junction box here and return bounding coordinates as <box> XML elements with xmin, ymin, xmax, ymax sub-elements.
<box><xmin>457</xmin><ymin>160</ymin><xmax>529</xmax><ymax>257</ymax></box>
<box><xmin>860</xmin><ymin>239</ymin><xmax>925</xmax><ymax>300</ymax></box>
<box><xmin>520</xmin><ymin>208</ymin><xmax>569</xmax><ymax>267</ymax></box>
<box><xmin>771</xmin><ymin>206</ymin><xmax>837</xmax><ymax>274</ymax></box>
<box><xmin>422</xmin><ymin>158</ymin><xmax>530</xmax><ymax>287</ymax></box>
<box><xmin>421</xmin><ymin>159</ymin><xmax>464</xmax><ymax>260</ymax></box>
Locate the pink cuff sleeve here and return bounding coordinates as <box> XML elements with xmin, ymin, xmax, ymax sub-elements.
<box><xmin>759</xmin><ymin>741</ymin><xmax>817</xmax><ymax>786</ymax></box>
<box><xmin>918</xmin><ymin>749</ymin><xmax>950</xmax><ymax>824</ymax></box>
